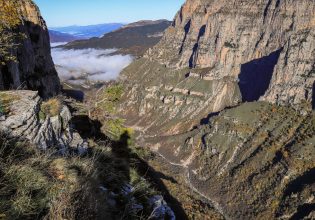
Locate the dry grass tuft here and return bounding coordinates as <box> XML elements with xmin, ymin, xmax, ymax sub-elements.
<box><xmin>0</xmin><ymin>92</ymin><xmax>19</xmax><ymax>115</ymax></box>
<box><xmin>39</xmin><ymin>98</ymin><xmax>62</xmax><ymax>120</ymax></box>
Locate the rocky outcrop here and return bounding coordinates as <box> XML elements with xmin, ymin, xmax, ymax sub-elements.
<box><xmin>100</xmin><ymin>184</ymin><xmax>175</xmax><ymax>219</ymax></box>
<box><xmin>0</xmin><ymin>90</ymin><xmax>86</xmax><ymax>152</ymax></box>
<box><xmin>0</xmin><ymin>0</ymin><xmax>60</xmax><ymax>98</ymax></box>
<box><xmin>149</xmin><ymin>195</ymin><xmax>176</xmax><ymax>220</ymax></box>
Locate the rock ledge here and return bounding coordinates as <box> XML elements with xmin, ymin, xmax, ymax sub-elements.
<box><xmin>0</xmin><ymin>90</ymin><xmax>87</xmax><ymax>152</ymax></box>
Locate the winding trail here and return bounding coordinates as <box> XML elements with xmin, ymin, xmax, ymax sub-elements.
<box><xmin>152</xmin><ymin>147</ymin><xmax>230</xmax><ymax>220</ymax></box>
<box><xmin>131</xmin><ymin>124</ymin><xmax>229</xmax><ymax>219</ymax></box>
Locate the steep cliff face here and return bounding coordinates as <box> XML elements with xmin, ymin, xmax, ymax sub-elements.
<box><xmin>262</xmin><ymin>28</ymin><xmax>315</xmax><ymax>107</ymax></box>
<box><xmin>145</xmin><ymin>0</ymin><xmax>315</xmax><ymax>106</ymax></box>
<box><xmin>0</xmin><ymin>0</ymin><xmax>60</xmax><ymax>98</ymax></box>
<box><xmin>121</xmin><ymin>0</ymin><xmax>315</xmax><ymax>136</ymax></box>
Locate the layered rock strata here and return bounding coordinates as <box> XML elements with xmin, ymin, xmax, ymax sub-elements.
<box><xmin>121</xmin><ymin>0</ymin><xmax>315</xmax><ymax>135</ymax></box>
<box><xmin>144</xmin><ymin>102</ymin><xmax>315</xmax><ymax>219</ymax></box>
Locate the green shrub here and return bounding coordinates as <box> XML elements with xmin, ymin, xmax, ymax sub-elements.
<box><xmin>0</xmin><ymin>0</ymin><xmax>22</xmax><ymax>64</ymax></box>
<box><xmin>104</xmin><ymin>85</ymin><xmax>124</xmax><ymax>102</ymax></box>
<box><xmin>98</xmin><ymin>84</ymin><xmax>124</xmax><ymax>114</ymax></box>
<box><xmin>103</xmin><ymin>118</ymin><xmax>135</xmax><ymax>143</ymax></box>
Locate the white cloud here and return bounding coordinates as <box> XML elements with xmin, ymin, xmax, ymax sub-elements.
<box><xmin>51</xmin><ymin>48</ymin><xmax>133</xmax><ymax>82</ymax></box>
<box><xmin>50</xmin><ymin>42</ymin><xmax>68</xmax><ymax>47</ymax></box>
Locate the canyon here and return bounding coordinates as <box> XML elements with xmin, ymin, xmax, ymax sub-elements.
<box><xmin>0</xmin><ymin>0</ymin><xmax>314</xmax><ymax>219</ymax></box>
<box><xmin>118</xmin><ymin>0</ymin><xmax>315</xmax><ymax>219</ymax></box>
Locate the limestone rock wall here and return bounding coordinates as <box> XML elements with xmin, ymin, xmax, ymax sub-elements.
<box><xmin>121</xmin><ymin>0</ymin><xmax>315</xmax><ymax>136</ymax></box>
<box><xmin>262</xmin><ymin>29</ymin><xmax>315</xmax><ymax>107</ymax></box>
<box><xmin>145</xmin><ymin>0</ymin><xmax>315</xmax><ymax>107</ymax></box>
<box><xmin>119</xmin><ymin>1</ymin><xmax>315</xmax><ymax>218</ymax></box>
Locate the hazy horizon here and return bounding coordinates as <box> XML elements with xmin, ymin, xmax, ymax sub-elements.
<box><xmin>48</xmin><ymin>22</ymin><xmax>127</xmax><ymax>29</ymax></box>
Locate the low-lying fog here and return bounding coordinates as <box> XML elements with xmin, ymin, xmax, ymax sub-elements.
<box><xmin>51</xmin><ymin>47</ymin><xmax>133</xmax><ymax>86</ymax></box>
<box><xmin>50</xmin><ymin>42</ymin><xmax>68</xmax><ymax>47</ymax></box>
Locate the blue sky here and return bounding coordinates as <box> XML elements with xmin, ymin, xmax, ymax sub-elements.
<box><xmin>33</xmin><ymin>0</ymin><xmax>185</xmax><ymax>27</ymax></box>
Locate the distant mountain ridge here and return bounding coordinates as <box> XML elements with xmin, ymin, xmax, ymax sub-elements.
<box><xmin>62</xmin><ymin>20</ymin><xmax>172</xmax><ymax>57</ymax></box>
<box><xmin>49</xmin><ymin>23</ymin><xmax>124</xmax><ymax>39</ymax></box>
<box><xmin>121</xmin><ymin>19</ymin><xmax>170</xmax><ymax>29</ymax></box>
<box><xmin>49</xmin><ymin>30</ymin><xmax>80</xmax><ymax>43</ymax></box>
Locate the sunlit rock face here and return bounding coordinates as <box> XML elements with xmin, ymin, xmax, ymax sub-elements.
<box><xmin>120</xmin><ymin>0</ymin><xmax>315</xmax><ymax>136</ymax></box>
<box><xmin>0</xmin><ymin>0</ymin><xmax>60</xmax><ymax>98</ymax></box>
<box><xmin>145</xmin><ymin>0</ymin><xmax>315</xmax><ymax>107</ymax></box>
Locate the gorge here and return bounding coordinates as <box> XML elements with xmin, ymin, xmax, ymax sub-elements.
<box><xmin>0</xmin><ymin>0</ymin><xmax>314</xmax><ymax>219</ymax></box>
<box><xmin>118</xmin><ymin>0</ymin><xmax>315</xmax><ymax>219</ymax></box>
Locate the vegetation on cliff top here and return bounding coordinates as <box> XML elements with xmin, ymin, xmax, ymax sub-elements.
<box><xmin>0</xmin><ymin>86</ymin><xmax>164</xmax><ymax>219</ymax></box>
<box><xmin>0</xmin><ymin>0</ymin><xmax>22</xmax><ymax>64</ymax></box>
